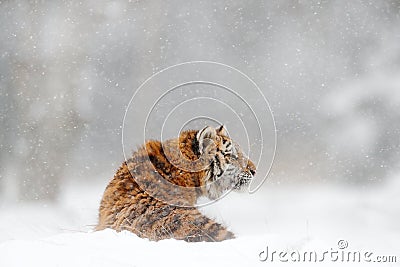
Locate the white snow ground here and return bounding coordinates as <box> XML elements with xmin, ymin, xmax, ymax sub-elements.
<box><xmin>0</xmin><ymin>178</ymin><xmax>399</xmax><ymax>267</ymax></box>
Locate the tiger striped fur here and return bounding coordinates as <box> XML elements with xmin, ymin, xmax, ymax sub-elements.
<box><xmin>96</xmin><ymin>125</ymin><xmax>256</xmax><ymax>242</ymax></box>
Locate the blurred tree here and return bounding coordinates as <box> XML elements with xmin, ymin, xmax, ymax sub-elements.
<box><xmin>10</xmin><ymin>62</ymin><xmax>83</xmax><ymax>201</ymax></box>
<box><xmin>0</xmin><ymin>1</ymin><xmax>85</xmax><ymax>201</ymax></box>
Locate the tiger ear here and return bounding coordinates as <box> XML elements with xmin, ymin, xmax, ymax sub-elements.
<box><xmin>196</xmin><ymin>126</ymin><xmax>217</xmax><ymax>154</ymax></box>
<box><xmin>216</xmin><ymin>125</ymin><xmax>227</xmax><ymax>136</ymax></box>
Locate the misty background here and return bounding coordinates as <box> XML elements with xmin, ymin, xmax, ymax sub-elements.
<box><xmin>0</xmin><ymin>1</ymin><xmax>399</xmax><ymax>205</ymax></box>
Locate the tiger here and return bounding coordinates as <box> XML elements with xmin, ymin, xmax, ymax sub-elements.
<box><xmin>96</xmin><ymin>125</ymin><xmax>256</xmax><ymax>242</ymax></box>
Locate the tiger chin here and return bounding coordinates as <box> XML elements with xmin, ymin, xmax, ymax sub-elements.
<box><xmin>96</xmin><ymin>125</ymin><xmax>256</xmax><ymax>242</ymax></box>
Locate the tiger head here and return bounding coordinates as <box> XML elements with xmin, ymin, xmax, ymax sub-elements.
<box><xmin>196</xmin><ymin>125</ymin><xmax>256</xmax><ymax>200</ymax></box>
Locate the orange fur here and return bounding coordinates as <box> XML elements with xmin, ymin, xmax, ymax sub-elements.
<box><xmin>96</xmin><ymin>128</ymin><xmax>255</xmax><ymax>242</ymax></box>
